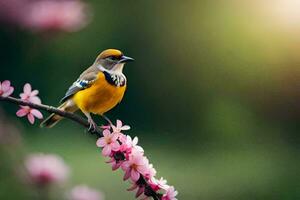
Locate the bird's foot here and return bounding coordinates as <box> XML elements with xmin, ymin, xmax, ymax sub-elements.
<box><xmin>87</xmin><ymin>118</ymin><xmax>97</xmax><ymax>132</ymax></box>
<box><xmin>102</xmin><ymin>114</ymin><xmax>113</xmax><ymax>126</ymax></box>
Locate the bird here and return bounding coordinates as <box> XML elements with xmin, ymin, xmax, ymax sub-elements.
<box><xmin>40</xmin><ymin>49</ymin><xmax>134</xmax><ymax>130</ymax></box>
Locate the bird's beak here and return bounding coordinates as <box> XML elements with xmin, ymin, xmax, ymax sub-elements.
<box><xmin>119</xmin><ymin>55</ymin><xmax>134</xmax><ymax>63</ymax></box>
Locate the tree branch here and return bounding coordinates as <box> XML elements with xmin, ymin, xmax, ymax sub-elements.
<box><xmin>0</xmin><ymin>96</ymin><xmax>103</xmax><ymax>136</ymax></box>
<box><xmin>0</xmin><ymin>96</ymin><xmax>162</xmax><ymax>200</ymax></box>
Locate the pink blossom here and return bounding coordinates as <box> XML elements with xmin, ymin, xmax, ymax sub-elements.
<box><xmin>106</xmin><ymin>157</ymin><xmax>123</xmax><ymax>171</ymax></box>
<box><xmin>121</xmin><ymin>150</ymin><xmax>149</xmax><ymax>182</ymax></box>
<box><xmin>20</xmin><ymin>83</ymin><xmax>41</xmax><ymax>104</ymax></box>
<box><xmin>162</xmin><ymin>186</ymin><xmax>178</xmax><ymax>200</ymax></box>
<box><xmin>149</xmin><ymin>177</ymin><xmax>169</xmax><ymax>191</ymax></box>
<box><xmin>0</xmin><ymin>80</ymin><xmax>14</xmax><ymax>97</ymax></box>
<box><xmin>119</xmin><ymin>135</ymin><xmax>144</xmax><ymax>154</ymax></box>
<box><xmin>111</xmin><ymin>119</ymin><xmax>130</xmax><ymax>134</ymax></box>
<box><xmin>68</xmin><ymin>185</ymin><xmax>104</xmax><ymax>200</ymax></box>
<box><xmin>144</xmin><ymin>163</ymin><xmax>157</xmax><ymax>180</ymax></box>
<box><xmin>24</xmin><ymin>0</ymin><xmax>89</xmax><ymax>32</ymax></box>
<box><xmin>25</xmin><ymin>153</ymin><xmax>70</xmax><ymax>186</ymax></box>
<box><xmin>96</xmin><ymin>129</ymin><xmax>120</xmax><ymax>156</ymax></box>
<box><xmin>96</xmin><ymin>119</ymin><xmax>178</xmax><ymax>198</ymax></box>
<box><xmin>16</xmin><ymin>106</ymin><xmax>43</xmax><ymax>124</ymax></box>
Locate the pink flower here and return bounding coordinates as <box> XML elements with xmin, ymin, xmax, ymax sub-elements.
<box><xmin>24</xmin><ymin>0</ymin><xmax>89</xmax><ymax>32</ymax></box>
<box><xmin>144</xmin><ymin>163</ymin><xmax>157</xmax><ymax>180</ymax></box>
<box><xmin>0</xmin><ymin>80</ymin><xmax>14</xmax><ymax>97</ymax></box>
<box><xmin>106</xmin><ymin>157</ymin><xmax>123</xmax><ymax>171</ymax></box>
<box><xmin>121</xmin><ymin>150</ymin><xmax>149</xmax><ymax>182</ymax></box>
<box><xmin>68</xmin><ymin>185</ymin><xmax>104</xmax><ymax>200</ymax></box>
<box><xmin>111</xmin><ymin>120</ymin><xmax>130</xmax><ymax>134</ymax></box>
<box><xmin>96</xmin><ymin>129</ymin><xmax>120</xmax><ymax>156</ymax></box>
<box><xmin>16</xmin><ymin>106</ymin><xmax>43</xmax><ymax>124</ymax></box>
<box><xmin>119</xmin><ymin>135</ymin><xmax>144</xmax><ymax>154</ymax></box>
<box><xmin>25</xmin><ymin>153</ymin><xmax>70</xmax><ymax>186</ymax></box>
<box><xmin>20</xmin><ymin>83</ymin><xmax>41</xmax><ymax>104</ymax></box>
<box><xmin>162</xmin><ymin>186</ymin><xmax>178</xmax><ymax>200</ymax></box>
<box><xmin>149</xmin><ymin>177</ymin><xmax>169</xmax><ymax>191</ymax></box>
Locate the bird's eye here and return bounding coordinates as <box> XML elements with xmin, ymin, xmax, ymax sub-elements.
<box><xmin>108</xmin><ymin>56</ymin><xmax>117</xmax><ymax>61</ymax></box>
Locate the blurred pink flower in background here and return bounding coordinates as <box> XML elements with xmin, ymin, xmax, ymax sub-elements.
<box><xmin>24</xmin><ymin>0</ymin><xmax>89</xmax><ymax>32</ymax></box>
<box><xmin>0</xmin><ymin>80</ymin><xmax>14</xmax><ymax>97</ymax></box>
<box><xmin>0</xmin><ymin>0</ymin><xmax>90</xmax><ymax>33</ymax></box>
<box><xmin>68</xmin><ymin>185</ymin><xmax>104</xmax><ymax>200</ymax></box>
<box><xmin>0</xmin><ymin>0</ymin><xmax>24</xmax><ymax>25</ymax></box>
<box><xmin>25</xmin><ymin>153</ymin><xmax>70</xmax><ymax>186</ymax></box>
<box><xmin>20</xmin><ymin>83</ymin><xmax>41</xmax><ymax>104</ymax></box>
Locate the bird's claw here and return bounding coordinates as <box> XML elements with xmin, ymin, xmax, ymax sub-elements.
<box><xmin>87</xmin><ymin>119</ymin><xmax>97</xmax><ymax>132</ymax></box>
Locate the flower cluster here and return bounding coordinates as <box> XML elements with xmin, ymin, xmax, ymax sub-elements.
<box><xmin>0</xmin><ymin>81</ymin><xmax>43</xmax><ymax>124</ymax></box>
<box><xmin>96</xmin><ymin>120</ymin><xmax>178</xmax><ymax>200</ymax></box>
<box><xmin>16</xmin><ymin>83</ymin><xmax>43</xmax><ymax>124</ymax></box>
<box><xmin>0</xmin><ymin>0</ymin><xmax>90</xmax><ymax>33</ymax></box>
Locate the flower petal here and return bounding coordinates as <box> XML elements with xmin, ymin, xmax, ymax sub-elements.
<box><xmin>123</xmin><ymin>169</ymin><xmax>131</xmax><ymax>181</ymax></box>
<box><xmin>102</xmin><ymin>129</ymin><xmax>110</xmax><ymax>137</ymax></box>
<box><xmin>96</xmin><ymin>138</ymin><xmax>106</xmax><ymax>147</ymax></box>
<box><xmin>30</xmin><ymin>109</ymin><xmax>43</xmax><ymax>119</ymax></box>
<box><xmin>29</xmin><ymin>96</ymin><xmax>41</xmax><ymax>104</ymax></box>
<box><xmin>132</xmin><ymin>137</ymin><xmax>138</xmax><ymax>145</ymax></box>
<box><xmin>2</xmin><ymin>87</ymin><xmax>14</xmax><ymax>97</ymax></box>
<box><xmin>1</xmin><ymin>80</ymin><xmax>11</xmax><ymax>92</ymax></box>
<box><xmin>102</xmin><ymin>145</ymin><xmax>111</xmax><ymax>156</ymax></box>
<box><xmin>127</xmin><ymin>184</ymin><xmax>138</xmax><ymax>191</ymax></box>
<box><xmin>131</xmin><ymin>169</ymin><xmax>140</xmax><ymax>182</ymax></box>
<box><xmin>135</xmin><ymin>186</ymin><xmax>144</xmax><ymax>198</ymax></box>
<box><xmin>121</xmin><ymin>125</ymin><xmax>130</xmax><ymax>130</ymax></box>
<box><xmin>27</xmin><ymin>113</ymin><xmax>35</xmax><ymax>124</ymax></box>
<box><xmin>31</xmin><ymin>90</ymin><xmax>39</xmax><ymax>96</ymax></box>
<box><xmin>110</xmin><ymin>142</ymin><xmax>120</xmax><ymax>151</ymax></box>
<box><xmin>16</xmin><ymin>108</ymin><xmax>29</xmax><ymax>117</ymax></box>
<box><xmin>112</xmin><ymin>162</ymin><xmax>121</xmax><ymax>171</ymax></box>
<box><xmin>24</xmin><ymin>83</ymin><xmax>32</xmax><ymax>94</ymax></box>
<box><xmin>116</xmin><ymin>119</ymin><xmax>122</xmax><ymax>128</ymax></box>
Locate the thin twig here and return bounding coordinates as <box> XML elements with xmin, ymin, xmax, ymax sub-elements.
<box><xmin>0</xmin><ymin>96</ymin><xmax>162</xmax><ymax>200</ymax></box>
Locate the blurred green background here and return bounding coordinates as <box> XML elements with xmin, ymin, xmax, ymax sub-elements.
<box><xmin>1</xmin><ymin>0</ymin><xmax>300</xmax><ymax>199</ymax></box>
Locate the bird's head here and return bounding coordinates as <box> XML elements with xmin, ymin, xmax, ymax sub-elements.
<box><xmin>95</xmin><ymin>49</ymin><xmax>134</xmax><ymax>73</ymax></box>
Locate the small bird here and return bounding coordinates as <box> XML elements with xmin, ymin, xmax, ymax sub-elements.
<box><xmin>41</xmin><ymin>49</ymin><xmax>134</xmax><ymax>130</ymax></box>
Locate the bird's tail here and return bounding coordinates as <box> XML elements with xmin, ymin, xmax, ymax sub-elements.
<box><xmin>40</xmin><ymin>101</ymin><xmax>77</xmax><ymax>128</ymax></box>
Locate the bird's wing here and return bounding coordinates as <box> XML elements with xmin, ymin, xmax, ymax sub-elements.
<box><xmin>60</xmin><ymin>65</ymin><xmax>99</xmax><ymax>103</ymax></box>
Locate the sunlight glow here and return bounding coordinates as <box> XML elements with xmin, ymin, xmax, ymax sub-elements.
<box><xmin>266</xmin><ymin>0</ymin><xmax>300</xmax><ymax>27</ymax></box>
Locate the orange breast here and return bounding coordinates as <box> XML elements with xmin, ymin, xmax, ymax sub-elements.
<box><xmin>72</xmin><ymin>72</ymin><xmax>126</xmax><ymax>115</ymax></box>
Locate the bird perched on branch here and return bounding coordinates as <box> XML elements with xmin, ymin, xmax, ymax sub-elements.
<box><xmin>41</xmin><ymin>49</ymin><xmax>134</xmax><ymax>130</ymax></box>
